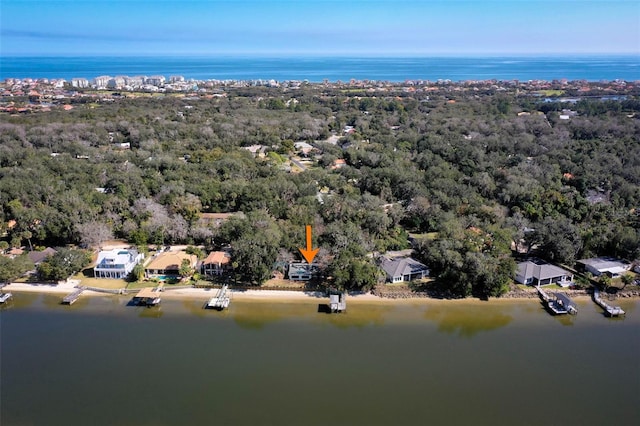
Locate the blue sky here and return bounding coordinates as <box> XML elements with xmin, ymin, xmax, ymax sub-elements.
<box><xmin>1</xmin><ymin>0</ymin><xmax>638</xmax><ymax>56</ymax></box>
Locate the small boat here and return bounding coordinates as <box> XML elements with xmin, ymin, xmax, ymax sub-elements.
<box><xmin>0</xmin><ymin>292</ymin><xmax>13</xmax><ymax>303</ymax></box>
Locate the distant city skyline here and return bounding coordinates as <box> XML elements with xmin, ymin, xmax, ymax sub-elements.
<box><xmin>1</xmin><ymin>0</ymin><xmax>639</xmax><ymax>56</ymax></box>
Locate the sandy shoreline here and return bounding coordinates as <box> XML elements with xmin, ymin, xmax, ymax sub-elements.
<box><xmin>3</xmin><ymin>282</ymin><xmax>393</xmax><ymax>303</ymax></box>
<box><xmin>2</xmin><ymin>281</ymin><xmax>609</xmax><ymax>305</ymax></box>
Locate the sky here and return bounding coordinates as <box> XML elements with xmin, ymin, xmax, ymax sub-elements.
<box><xmin>1</xmin><ymin>0</ymin><xmax>639</xmax><ymax>56</ymax></box>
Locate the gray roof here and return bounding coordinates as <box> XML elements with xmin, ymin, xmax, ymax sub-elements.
<box><xmin>577</xmin><ymin>257</ymin><xmax>628</xmax><ymax>271</ymax></box>
<box><xmin>517</xmin><ymin>261</ymin><xmax>570</xmax><ymax>281</ymax></box>
<box><xmin>554</xmin><ymin>293</ymin><xmax>577</xmax><ymax>310</ymax></box>
<box><xmin>27</xmin><ymin>247</ymin><xmax>57</xmax><ymax>265</ymax></box>
<box><xmin>381</xmin><ymin>257</ymin><xmax>429</xmax><ymax>279</ymax></box>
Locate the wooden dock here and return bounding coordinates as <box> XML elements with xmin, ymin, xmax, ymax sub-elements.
<box><xmin>593</xmin><ymin>289</ymin><xmax>625</xmax><ymax>317</ymax></box>
<box><xmin>62</xmin><ymin>287</ymin><xmax>86</xmax><ymax>305</ymax></box>
<box><xmin>132</xmin><ymin>287</ymin><xmax>162</xmax><ymax>306</ymax></box>
<box><xmin>206</xmin><ymin>284</ymin><xmax>230</xmax><ymax>310</ymax></box>
<box><xmin>0</xmin><ymin>292</ymin><xmax>13</xmax><ymax>304</ymax></box>
<box><xmin>536</xmin><ymin>286</ymin><xmax>551</xmax><ymax>302</ymax></box>
<box><xmin>329</xmin><ymin>292</ymin><xmax>346</xmax><ymax>313</ymax></box>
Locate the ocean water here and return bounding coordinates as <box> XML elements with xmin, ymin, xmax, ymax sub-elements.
<box><xmin>1</xmin><ymin>55</ymin><xmax>638</xmax><ymax>82</ymax></box>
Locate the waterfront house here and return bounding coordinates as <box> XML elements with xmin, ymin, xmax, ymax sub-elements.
<box><xmin>576</xmin><ymin>257</ymin><xmax>630</xmax><ymax>277</ymax></box>
<box><xmin>94</xmin><ymin>248</ymin><xmax>143</xmax><ymax>279</ymax></box>
<box><xmin>380</xmin><ymin>256</ymin><xmax>429</xmax><ymax>283</ymax></box>
<box><xmin>201</xmin><ymin>251</ymin><xmax>231</xmax><ymax>277</ymax></box>
<box><xmin>288</xmin><ymin>262</ymin><xmax>315</xmax><ymax>281</ymax></box>
<box><xmin>145</xmin><ymin>251</ymin><xmax>197</xmax><ymax>280</ymax></box>
<box><xmin>515</xmin><ymin>260</ymin><xmax>573</xmax><ymax>286</ymax></box>
<box><xmin>27</xmin><ymin>247</ymin><xmax>58</xmax><ymax>266</ymax></box>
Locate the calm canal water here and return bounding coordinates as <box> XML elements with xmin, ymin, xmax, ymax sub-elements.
<box><xmin>1</xmin><ymin>293</ymin><xmax>639</xmax><ymax>426</ymax></box>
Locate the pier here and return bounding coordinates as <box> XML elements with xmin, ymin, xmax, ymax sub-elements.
<box><xmin>62</xmin><ymin>287</ymin><xmax>86</xmax><ymax>305</ymax></box>
<box><xmin>329</xmin><ymin>292</ymin><xmax>346</xmax><ymax>313</ymax></box>
<box><xmin>132</xmin><ymin>287</ymin><xmax>162</xmax><ymax>306</ymax></box>
<box><xmin>593</xmin><ymin>289</ymin><xmax>625</xmax><ymax>317</ymax></box>
<box><xmin>206</xmin><ymin>284</ymin><xmax>230</xmax><ymax>310</ymax></box>
<box><xmin>536</xmin><ymin>286</ymin><xmax>551</xmax><ymax>302</ymax></box>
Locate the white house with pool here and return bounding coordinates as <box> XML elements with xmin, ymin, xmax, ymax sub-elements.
<box><xmin>94</xmin><ymin>248</ymin><xmax>143</xmax><ymax>279</ymax></box>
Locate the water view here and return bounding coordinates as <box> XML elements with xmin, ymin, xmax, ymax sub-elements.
<box><xmin>1</xmin><ymin>294</ymin><xmax>638</xmax><ymax>425</ymax></box>
<box><xmin>2</xmin><ymin>55</ymin><xmax>638</xmax><ymax>82</ymax></box>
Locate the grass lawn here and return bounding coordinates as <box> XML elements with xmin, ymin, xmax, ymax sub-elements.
<box><xmin>126</xmin><ymin>279</ymin><xmax>189</xmax><ymax>290</ymax></box>
<box><xmin>72</xmin><ymin>273</ymin><xmax>127</xmax><ymax>290</ymax></box>
<box><xmin>262</xmin><ymin>278</ymin><xmax>305</xmax><ymax>289</ymax></box>
<box><xmin>125</xmin><ymin>281</ymin><xmax>151</xmax><ymax>290</ymax></box>
<box><xmin>385</xmin><ymin>282</ymin><xmax>411</xmax><ymax>288</ymax></box>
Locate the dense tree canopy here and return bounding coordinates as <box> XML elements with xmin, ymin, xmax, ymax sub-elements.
<box><xmin>36</xmin><ymin>248</ymin><xmax>92</xmax><ymax>282</ymax></box>
<box><xmin>2</xmin><ymin>81</ymin><xmax>639</xmax><ymax>293</ymax></box>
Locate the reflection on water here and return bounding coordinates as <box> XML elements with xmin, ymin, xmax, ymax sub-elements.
<box><xmin>180</xmin><ymin>299</ymin><xmax>210</xmax><ymax>317</ymax></box>
<box><xmin>423</xmin><ymin>302</ymin><xmax>514</xmax><ymax>337</ymax></box>
<box><xmin>136</xmin><ymin>305</ymin><xmax>164</xmax><ymax>318</ymax></box>
<box><xmin>1</xmin><ymin>292</ymin><xmax>41</xmax><ymax>309</ymax></box>
<box><xmin>232</xmin><ymin>300</ymin><xmax>317</xmax><ymax>329</ymax></box>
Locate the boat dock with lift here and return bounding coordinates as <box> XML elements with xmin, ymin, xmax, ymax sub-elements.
<box><xmin>206</xmin><ymin>284</ymin><xmax>230</xmax><ymax>310</ymax></box>
<box><xmin>537</xmin><ymin>286</ymin><xmax>577</xmax><ymax>315</ymax></box>
<box><xmin>329</xmin><ymin>292</ymin><xmax>346</xmax><ymax>313</ymax></box>
<box><xmin>593</xmin><ymin>288</ymin><xmax>625</xmax><ymax>317</ymax></box>
<box><xmin>0</xmin><ymin>291</ymin><xmax>13</xmax><ymax>304</ymax></box>
<box><xmin>132</xmin><ymin>286</ymin><xmax>163</xmax><ymax>306</ymax></box>
<box><xmin>62</xmin><ymin>286</ymin><xmax>86</xmax><ymax>305</ymax></box>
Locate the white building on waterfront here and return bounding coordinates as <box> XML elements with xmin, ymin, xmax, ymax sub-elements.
<box><xmin>71</xmin><ymin>78</ymin><xmax>90</xmax><ymax>88</ymax></box>
<box><xmin>93</xmin><ymin>75</ymin><xmax>112</xmax><ymax>89</ymax></box>
<box><xmin>146</xmin><ymin>75</ymin><xmax>165</xmax><ymax>86</ymax></box>
<box><xmin>94</xmin><ymin>248</ymin><xmax>143</xmax><ymax>279</ymax></box>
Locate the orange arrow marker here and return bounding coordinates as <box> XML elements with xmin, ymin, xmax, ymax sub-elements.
<box><xmin>299</xmin><ymin>225</ymin><xmax>319</xmax><ymax>264</ymax></box>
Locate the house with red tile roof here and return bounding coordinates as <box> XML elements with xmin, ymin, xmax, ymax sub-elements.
<box><xmin>201</xmin><ymin>251</ymin><xmax>232</xmax><ymax>276</ymax></box>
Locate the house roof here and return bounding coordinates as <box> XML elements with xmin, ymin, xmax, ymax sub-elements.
<box><xmin>288</xmin><ymin>262</ymin><xmax>312</xmax><ymax>275</ymax></box>
<box><xmin>96</xmin><ymin>248</ymin><xmax>139</xmax><ymax>266</ymax></box>
<box><xmin>27</xmin><ymin>247</ymin><xmax>57</xmax><ymax>265</ymax></box>
<box><xmin>517</xmin><ymin>261</ymin><xmax>570</xmax><ymax>281</ymax></box>
<box><xmin>146</xmin><ymin>252</ymin><xmax>197</xmax><ymax>271</ymax></box>
<box><xmin>203</xmin><ymin>251</ymin><xmax>231</xmax><ymax>266</ymax></box>
<box><xmin>294</xmin><ymin>141</ymin><xmax>314</xmax><ymax>151</ymax></box>
<box><xmin>381</xmin><ymin>257</ymin><xmax>428</xmax><ymax>278</ymax></box>
<box><xmin>135</xmin><ymin>287</ymin><xmax>161</xmax><ymax>298</ymax></box>
<box><xmin>578</xmin><ymin>257</ymin><xmax>629</xmax><ymax>273</ymax></box>
<box><xmin>8</xmin><ymin>248</ymin><xmax>24</xmax><ymax>256</ymax></box>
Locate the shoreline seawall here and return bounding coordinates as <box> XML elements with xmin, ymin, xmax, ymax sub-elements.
<box><xmin>5</xmin><ymin>281</ymin><xmax>639</xmax><ymax>305</ymax></box>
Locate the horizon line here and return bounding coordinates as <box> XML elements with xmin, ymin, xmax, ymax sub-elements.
<box><xmin>2</xmin><ymin>52</ymin><xmax>639</xmax><ymax>59</ymax></box>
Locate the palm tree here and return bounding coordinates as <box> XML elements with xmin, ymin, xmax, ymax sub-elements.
<box><xmin>179</xmin><ymin>259</ymin><xmax>194</xmax><ymax>278</ymax></box>
<box><xmin>599</xmin><ymin>274</ymin><xmax>612</xmax><ymax>292</ymax></box>
<box><xmin>620</xmin><ymin>274</ymin><xmax>633</xmax><ymax>289</ymax></box>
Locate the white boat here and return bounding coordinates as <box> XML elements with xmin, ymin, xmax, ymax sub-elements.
<box><xmin>0</xmin><ymin>292</ymin><xmax>13</xmax><ymax>303</ymax></box>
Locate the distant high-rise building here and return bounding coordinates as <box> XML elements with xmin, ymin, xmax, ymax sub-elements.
<box><xmin>93</xmin><ymin>76</ymin><xmax>111</xmax><ymax>88</ymax></box>
<box><xmin>146</xmin><ymin>76</ymin><xmax>166</xmax><ymax>86</ymax></box>
<box><xmin>71</xmin><ymin>78</ymin><xmax>90</xmax><ymax>88</ymax></box>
